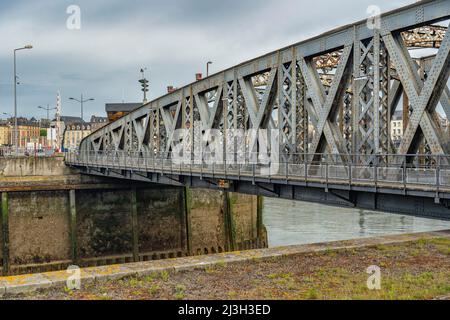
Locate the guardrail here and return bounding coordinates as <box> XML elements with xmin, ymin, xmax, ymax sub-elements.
<box><xmin>65</xmin><ymin>151</ymin><xmax>450</xmax><ymax>190</ymax></box>
<box><xmin>0</xmin><ymin>147</ymin><xmax>55</xmax><ymax>158</ymax></box>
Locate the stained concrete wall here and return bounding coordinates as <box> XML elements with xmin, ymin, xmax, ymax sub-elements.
<box><xmin>0</xmin><ymin>156</ymin><xmax>74</xmax><ymax>177</ymax></box>
<box><xmin>187</xmin><ymin>189</ymin><xmax>266</xmax><ymax>255</ymax></box>
<box><xmin>0</xmin><ymin>156</ymin><xmax>266</xmax><ymax>275</ymax></box>
<box><xmin>187</xmin><ymin>189</ymin><xmax>228</xmax><ymax>255</ymax></box>
<box><xmin>77</xmin><ymin>189</ymin><xmax>134</xmax><ymax>259</ymax></box>
<box><xmin>137</xmin><ymin>188</ymin><xmax>186</xmax><ymax>254</ymax></box>
<box><xmin>76</xmin><ymin>187</ymin><xmax>187</xmax><ymax>260</ymax></box>
<box><xmin>8</xmin><ymin>191</ymin><xmax>71</xmax><ymax>265</ymax></box>
<box><xmin>229</xmin><ymin>193</ymin><xmax>262</xmax><ymax>249</ymax></box>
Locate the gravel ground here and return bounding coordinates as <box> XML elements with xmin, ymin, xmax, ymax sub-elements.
<box><xmin>7</xmin><ymin>237</ymin><xmax>450</xmax><ymax>300</ymax></box>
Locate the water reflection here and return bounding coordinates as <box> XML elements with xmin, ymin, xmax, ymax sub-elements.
<box><xmin>263</xmin><ymin>198</ymin><xmax>450</xmax><ymax>247</ymax></box>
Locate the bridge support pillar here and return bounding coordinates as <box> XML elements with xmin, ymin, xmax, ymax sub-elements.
<box><xmin>223</xmin><ymin>192</ymin><xmax>236</xmax><ymax>252</ymax></box>
<box><xmin>69</xmin><ymin>189</ymin><xmax>78</xmax><ymax>264</ymax></box>
<box><xmin>257</xmin><ymin>196</ymin><xmax>264</xmax><ymax>244</ymax></box>
<box><xmin>130</xmin><ymin>188</ymin><xmax>139</xmax><ymax>262</ymax></box>
<box><xmin>1</xmin><ymin>192</ymin><xmax>10</xmax><ymax>276</ymax></box>
<box><xmin>182</xmin><ymin>187</ymin><xmax>193</xmax><ymax>256</ymax></box>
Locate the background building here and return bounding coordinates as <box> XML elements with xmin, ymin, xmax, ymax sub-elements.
<box><xmin>63</xmin><ymin>123</ymin><xmax>92</xmax><ymax>151</ymax></box>
<box><xmin>391</xmin><ymin>110</ymin><xmax>403</xmax><ymax>146</ymax></box>
<box><xmin>90</xmin><ymin>115</ymin><xmax>109</xmax><ymax>131</ymax></box>
<box><xmin>0</xmin><ymin>124</ymin><xmax>12</xmax><ymax>146</ymax></box>
<box><xmin>105</xmin><ymin>103</ymin><xmax>142</xmax><ymax>122</ymax></box>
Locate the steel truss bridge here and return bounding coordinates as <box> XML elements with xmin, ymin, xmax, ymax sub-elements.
<box><xmin>67</xmin><ymin>0</ymin><xmax>450</xmax><ymax>220</ymax></box>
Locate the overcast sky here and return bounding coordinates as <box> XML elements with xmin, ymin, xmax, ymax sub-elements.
<box><xmin>0</xmin><ymin>0</ymin><xmax>414</xmax><ymax>120</ymax></box>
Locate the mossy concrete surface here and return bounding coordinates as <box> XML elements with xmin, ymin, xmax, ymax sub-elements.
<box><xmin>1</xmin><ymin>230</ymin><xmax>449</xmax><ymax>298</ymax></box>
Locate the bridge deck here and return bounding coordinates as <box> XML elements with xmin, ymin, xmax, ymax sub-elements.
<box><xmin>65</xmin><ymin>153</ymin><xmax>450</xmax><ymax>197</ymax></box>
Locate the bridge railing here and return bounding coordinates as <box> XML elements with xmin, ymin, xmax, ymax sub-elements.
<box><xmin>65</xmin><ymin>151</ymin><xmax>450</xmax><ymax>190</ymax></box>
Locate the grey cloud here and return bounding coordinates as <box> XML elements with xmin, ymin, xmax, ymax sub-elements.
<box><xmin>0</xmin><ymin>0</ymin><xmax>415</xmax><ymax>119</ymax></box>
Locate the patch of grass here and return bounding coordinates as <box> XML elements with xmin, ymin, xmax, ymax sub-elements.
<box><xmin>313</xmin><ymin>267</ymin><xmax>326</xmax><ymax>277</ymax></box>
<box><xmin>409</xmin><ymin>248</ymin><xmax>421</xmax><ymax>257</ymax></box>
<box><xmin>128</xmin><ymin>277</ymin><xmax>142</xmax><ymax>287</ymax></box>
<box><xmin>305</xmin><ymin>288</ymin><xmax>319</xmax><ymax>300</ymax></box>
<box><xmin>437</xmin><ymin>246</ymin><xmax>450</xmax><ymax>255</ymax></box>
<box><xmin>267</xmin><ymin>273</ymin><xmax>293</xmax><ymax>280</ymax></box>
<box><xmin>374</xmin><ymin>244</ymin><xmax>391</xmax><ymax>251</ymax></box>
<box><xmin>131</xmin><ymin>290</ymin><xmax>143</xmax><ymax>297</ymax></box>
<box><xmin>205</xmin><ymin>265</ymin><xmax>217</xmax><ymax>274</ymax></box>
<box><xmin>324</xmin><ymin>248</ymin><xmax>337</xmax><ymax>257</ymax></box>
<box><xmin>345</xmin><ymin>248</ymin><xmax>359</xmax><ymax>256</ymax></box>
<box><xmin>427</xmin><ymin>237</ymin><xmax>450</xmax><ymax>246</ymax></box>
<box><xmin>266</xmin><ymin>273</ymin><xmax>298</xmax><ymax>290</ymax></box>
<box><xmin>416</xmin><ymin>238</ymin><xmax>429</xmax><ymax>247</ymax></box>
<box><xmin>174</xmin><ymin>284</ymin><xmax>186</xmax><ymax>300</ymax></box>
<box><xmin>143</xmin><ymin>274</ymin><xmax>155</xmax><ymax>282</ymax></box>
<box><xmin>63</xmin><ymin>286</ymin><xmax>74</xmax><ymax>295</ymax></box>
<box><xmin>149</xmin><ymin>284</ymin><xmax>160</xmax><ymax>295</ymax></box>
<box><xmin>425</xmin><ymin>238</ymin><xmax>450</xmax><ymax>255</ymax></box>
<box><xmin>404</xmin><ymin>272</ymin><xmax>434</xmax><ymax>286</ymax></box>
<box><xmin>160</xmin><ymin>270</ymin><xmax>170</xmax><ymax>282</ymax></box>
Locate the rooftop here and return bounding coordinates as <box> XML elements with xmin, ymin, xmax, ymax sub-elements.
<box><xmin>58</xmin><ymin>116</ymin><xmax>85</xmax><ymax>124</ymax></box>
<box><xmin>105</xmin><ymin>103</ymin><xmax>142</xmax><ymax>113</ymax></box>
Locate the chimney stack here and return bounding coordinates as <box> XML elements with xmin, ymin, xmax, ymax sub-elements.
<box><xmin>196</xmin><ymin>73</ymin><xmax>203</xmax><ymax>81</ymax></box>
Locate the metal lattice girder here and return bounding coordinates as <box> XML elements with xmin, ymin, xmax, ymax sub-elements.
<box><xmin>194</xmin><ymin>85</ymin><xmax>224</xmax><ymax>130</ymax></box>
<box><xmin>418</xmin><ymin>55</ymin><xmax>450</xmax><ymax>120</ymax></box>
<box><xmin>150</xmin><ymin>108</ymin><xmax>160</xmax><ymax>153</ymax></box>
<box><xmin>278</xmin><ymin>49</ymin><xmax>297</xmax><ymax>161</ymax></box>
<box><xmin>300</xmin><ymin>45</ymin><xmax>353</xmax><ymax>157</ymax></box>
<box><xmin>355</xmin><ymin>37</ymin><xmax>376</xmax><ymax>161</ymax></box>
<box><xmin>239</xmin><ymin>68</ymin><xmax>277</xmax><ymax>129</ymax></box>
<box><xmin>264</xmin><ymin>26</ymin><xmax>447</xmax><ymax>75</ymax></box>
<box><xmin>238</xmin><ymin>67</ymin><xmax>277</xmax><ymax>153</ymax></box>
<box><xmin>382</xmin><ymin>21</ymin><xmax>450</xmax><ymax>155</ymax></box>
<box><xmin>379</xmin><ymin>36</ymin><xmax>391</xmax><ymax>156</ymax></box>
<box><xmin>79</xmin><ymin>0</ymin><xmax>450</xmax><ymax>160</ymax></box>
<box><xmin>295</xmin><ymin>61</ymin><xmax>308</xmax><ymax>157</ymax></box>
<box><xmin>132</xmin><ymin>113</ymin><xmax>149</xmax><ymax>152</ymax></box>
<box><xmin>161</xmin><ymin>99</ymin><xmax>182</xmax><ymax>156</ymax></box>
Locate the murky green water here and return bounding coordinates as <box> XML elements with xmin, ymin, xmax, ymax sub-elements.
<box><xmin>263</xmin><ymin>198</ymin><xmax>450</xmax><ymax>247</ymax></box>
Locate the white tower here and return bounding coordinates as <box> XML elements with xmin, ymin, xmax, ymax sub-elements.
<box><xmin>56</xmin><ymin>91</ymin><xmax>62</xmax><ymax>151</ymax></box>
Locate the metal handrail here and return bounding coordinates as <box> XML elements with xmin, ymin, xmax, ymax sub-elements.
<box><xmin>66</xmin><ymin>150</ymin><xmax>450</xmax><ymax>190</ymax></box>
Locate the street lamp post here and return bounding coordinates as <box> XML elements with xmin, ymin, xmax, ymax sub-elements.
<box><xmin>38</xmin><ymin>105</ymin><xmax>56</xmax><ymax>149</ymax></box>
<box><xmin>206</xmin><ymin>61</ymin><xmax>213</xmax><ymax>77</ymax></box>
<box><xmin>13</xmin><ymin>45</ymin><xmax>33</xmax><ymax>155</ymax></box>
<box><xmin>69</xmin><ymin>94</ymin><xmax>94</xmax><ymax>137</ymax></box>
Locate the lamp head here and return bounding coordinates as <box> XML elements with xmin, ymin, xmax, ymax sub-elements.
<box><xmin>24</xmin><ymin>45</ymin><xmax>33</xmax><ymax>49</ymax></box>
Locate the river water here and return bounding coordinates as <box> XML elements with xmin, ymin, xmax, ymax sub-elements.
<box><xmin>263</xmin><ymin>198</ymin><xmax>450</xmax><ymax>247</ymax></box>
